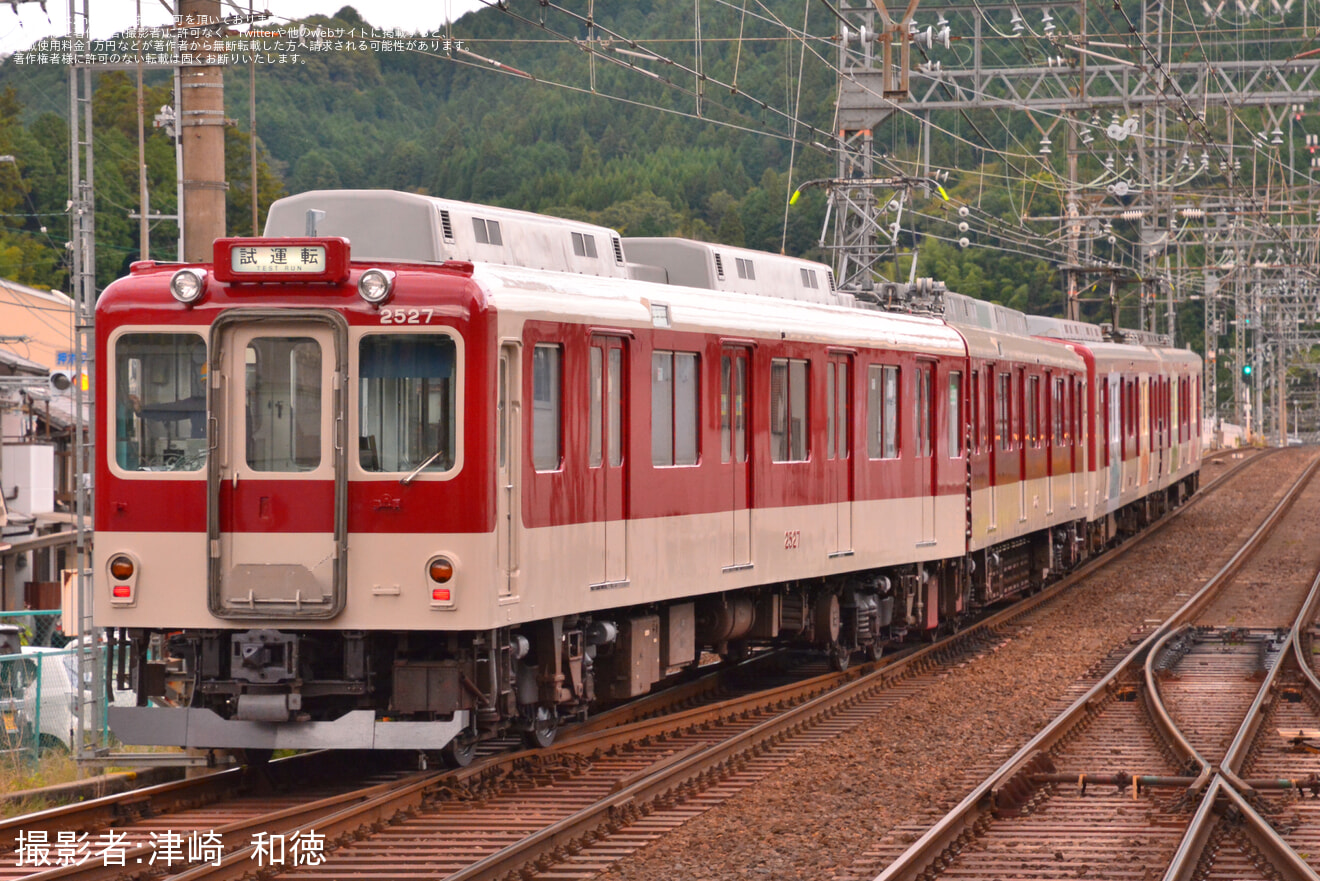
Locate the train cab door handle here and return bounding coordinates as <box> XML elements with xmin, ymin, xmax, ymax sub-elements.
<box><xmin>232</xmin><ymin>471</ymin><xmax>239</xmax><ymax>490</ymax></box>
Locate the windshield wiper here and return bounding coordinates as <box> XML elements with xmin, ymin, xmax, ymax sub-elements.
<box><xmin>400</xmin><ymin>449</ymin><xmax>447</xmax><ymax>486</ymax></box>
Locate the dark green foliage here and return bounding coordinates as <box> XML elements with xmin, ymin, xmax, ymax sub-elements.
<box><xmin>0</xmin><ymin>1</ymin><xmax>1066</xmax><ymax>317</ymax></box>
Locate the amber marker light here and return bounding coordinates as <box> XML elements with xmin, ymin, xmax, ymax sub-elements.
<box><xmin>109</xmin><ymin>556</ymin><xmax>135</xmax><ymax>580</ymax></box>
<box><xmin>428</xmin><ymin>558</ymin><xmax>454</xmax><ymax>583</ymax></box>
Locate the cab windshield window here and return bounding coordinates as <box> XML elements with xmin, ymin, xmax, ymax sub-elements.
<box><xmin>359</xmin><ymin>335</ymin><xmax>457</xmax><ymax>473</ymax></box>
<box><xmin>114</xmin><ymin>333</ymin><xmax>208</xmax><ymax>471</ymax></box>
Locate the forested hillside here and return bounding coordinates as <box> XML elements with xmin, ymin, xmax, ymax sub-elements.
<box><xmin>0</xmin><ymin>1</ymin><xmax>1067</xmax><ymax>321</ymax></box>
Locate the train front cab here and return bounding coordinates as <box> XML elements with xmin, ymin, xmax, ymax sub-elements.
<box><xmin>94</xmin><ymin>236</ymin><xmax>505</xmax><ymax>751</ymax></box>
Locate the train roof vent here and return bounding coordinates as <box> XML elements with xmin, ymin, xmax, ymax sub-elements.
<box><xmin>624</xmin><ymin>238</ymin><xmax>837</xmax><ymax>304</ymax></box>
<box><xmin>942</xmin><ymin>290</ymin><xmax>1033</xmax><ymax>333</ymax></box>
<box><xmin>1026</xmin><ymin>315</ymin><xmax>1105</xmax><ymax>342</ymax></box>
<box><xmin>612</xmin><ymin>236</ymin><xmax>625</xmax><ymax>265</ymax></box>
<box><xmin>994</xmin><ymin>306</ymin><xmax>1030</xmax><ymax>336</ymax></box>
<box><xmin>263</xmin><ymin>190</ymin><xmax>630</xmax><ymax>278</ymax></box>
<box><xmin>826</xmin><ymin>270</ymin><xmax>836</xmax><ymax>292</ymax></box>
<box><xmin>1099</xmin><ymin>323</ymin><xmax>1172</xmax><ymax>347</ymax></box>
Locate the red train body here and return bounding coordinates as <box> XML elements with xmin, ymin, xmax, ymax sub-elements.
<box><xmin>93</xmin><ymin>190</ymin><xmax>1200</xmax><ymax>755</ymax></box>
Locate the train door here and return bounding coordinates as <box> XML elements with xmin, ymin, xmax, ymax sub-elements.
<box><xmin>721</xmin><ymin>347</ymin><xmax>752</xmax><ymax>570</ymax></box>
<box><xmin>826</xmin><ymin>353</ymin><xmax>853</xmax><ymax>557</ymax></box>
<box><xmin>497</xmin><ymin>342</ymin><xmax>521</xmax><ymax>598</ymax></box>
<box><xmin>1138</xmin><ymin>377</ymin><xmax>1150</xmax><ymax>487</ymax></box>
<box><xmin>916</xmin><ymin>362</ymin><xmax>936</xmax><ymax>545</ymax></box>
<box><xmin>1018</xmin><ymin>369</ymin><xmax>1028</xmax><ymax>522</ymax></box>
<box><xmin>1069</xmin><ymin>377</ymin><xmax>1079</xmax><ymax>510</ymax></box>
<box><xmin>1045</xmin><ymin>373</ymin><xmax>1056</xmax><ymax>517</ymax></box>
<box><xmin>990</xmin><ymin>367</ymin><xmax>1003</xmax><ymax>530</ymax></box>
<box><xmin>208</xmin><ymin>314</ymin><xmax>346</xmax><ymax>619</ymax></box>
<box><xmin>1107</xmin><ymin>375</ymin><xmax>1121</xmax><ymax>500</ymax></box>
<box><xmin>589</xmin><ymin>336</ymin><xmax>629</xmax><ymax>587</ymax></box>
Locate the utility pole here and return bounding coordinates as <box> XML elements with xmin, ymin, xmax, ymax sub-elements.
<box><xmin>66</xmin><ymin>0</ymin><xmax>98</xmax><ymax>756</ymax></box>
<box><xmin>178</xmin><ymin>0</ymin><xmax>226</xmax><ymax>262</ymax></box>
<box><xmin>136</xmin><ymin>0</ymin><xmax>149</xmax><ymax>260</ymax></box>
<box><xmin>249</xmin><ymin>0</ymin><xmax>258</xmax><ymax>235</ymax></box>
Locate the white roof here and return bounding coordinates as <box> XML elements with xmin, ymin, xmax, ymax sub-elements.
<box><xmin>472</xmin><ymin>261</ymin><xmax>966</xmax><ymax>356</ymax></box>
<box><xmin>266</xmin><ymin>190</ymin><xmax>629</xmax><ymax>279</ymax></box>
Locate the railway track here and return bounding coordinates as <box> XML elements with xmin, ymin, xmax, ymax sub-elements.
<box><xmin>1</xmin><ymin>448</ymin><xmax>1276</xmax><ymax>881</ymax></box>
<box><xmin>874</xmin><ymin>449</ymin><xmax>1320</xmax><ymax>881</ymax></box>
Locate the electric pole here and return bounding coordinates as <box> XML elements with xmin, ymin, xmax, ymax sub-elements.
<box><xmin>178</xmin><ymin>0</ymin><xmax>226</xmax><ymax>262</ymax></box>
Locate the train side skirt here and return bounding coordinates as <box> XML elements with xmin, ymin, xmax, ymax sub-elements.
<box><xmin>108</xmin><ymin>707</ymin><xmax>470</xmax><ymax>750</ymax></box>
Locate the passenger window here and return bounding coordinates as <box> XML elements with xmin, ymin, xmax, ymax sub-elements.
<box><xmin>917</xmin><ymin>366</ymin><xmax>931</xmax><ymax>458</ymax></box>
<box><xmin>721</xmin><ymin>356</ymin><xmax>732</xmax><ymax>463</ymax></box>
<box><xmin>359</xmin><ymin>334</ymin><xmax>457</xmax><ymax>474</ymax></box>
<box><xmin>589</xmin><ymin>347</ymin><xmax>603</xmax><ymax>468</ymax></box>
<box><xmin>866</xmin><ymin>365</ymin><xmax>900</xmax><ymax>460</ymax></box>
<box><xmin>827</xmin><ymin>358</ymin><xmax>849</xmax><ymax>460</ymax></box>
<box><xmin>948</xmin><ymin>372</ymin><xmax>962</xmax><ymax>458</ymax></box>
<box><xmin>771</xmin><ymin>358</ymin><xmax>809</xmax><ymax>462</ymax></box>
<box><xmin>1026</xmin><ymin>375</ymin><xmax>1040</xmax><ymax>448</ymax></box>
<box><xmin>608</xmin><ymin>348</ymin><xmax>623</xmax><ymax>467</ymax></box>
<box><xmin>970</xmin><ymin>370</ymin><xmax>980</xmax><ymax>453</ymax></box>
<box><xmin>114</xmin><ymin>332</ymin><xmax>208</xmax><ymax>472</ymax></box>
<box><xmin>997</xmin><ymin>373</ymin><xmax>1011</xmax><ymax>451</ymax></box>
<box><xmin>531</xmin><ymin>344</ymin><xmax>563</xmax><ymax>471</ymax></box>
<box><xmin>652</xmin><ymin>351</ymin><xmax>699</xmax><ymax>466</ymax></box>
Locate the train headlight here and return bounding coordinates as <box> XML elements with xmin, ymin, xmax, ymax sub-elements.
<box><xmin>169</xmin><ymin>268</ymin><xmax>207</xmax><ymax>304</ymax></box>
<box><xmin>427</xmin><ymin>556</ymin><xmax>456</xmax><ymax>609</ymax></box>
<box><xmin>358</xmin><ymin>268</ymin><xmax>395</xmax><ymax>304</ymax></box>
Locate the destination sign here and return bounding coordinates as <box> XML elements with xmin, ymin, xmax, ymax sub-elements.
<box><xmin>230</xmin><ymin>245</ymin><xmax>327</xmax><ymax>274</ymax></box>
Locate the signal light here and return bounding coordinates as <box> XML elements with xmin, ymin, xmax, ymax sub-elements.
<box><xmin>112</xmin><ymin>585</ymin><xmax>131</xmax><ymax>598</ymax></box>
<box><xmin>431</xmin><ymin>588</ymin><xmax>451</xmax><ymax>602</ymax></box>
<box><xmin>1243</xmin><ymin>364</ymin><xmax>1253</xmax><ymax>377</ymax></box>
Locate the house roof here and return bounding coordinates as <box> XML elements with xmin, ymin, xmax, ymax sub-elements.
<box><xmin>0</xmin><ymin>277</ymin><xmax>76</xmax><ymax>373</ymax></box>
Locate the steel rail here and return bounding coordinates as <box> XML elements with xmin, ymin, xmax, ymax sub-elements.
<box><xmin>0</xmin><ymin>749</ymin><xmax>367</xmax><ymax>853</ymax></box>
<box><xmin>1161</xmin><ymin>563</ymin><xmax>1320</xmax><ymax>881</ymax></box>
<box><xmin>1143</xmin><ymin>625</ymin><xmax>1213</xmax><ymax>790</ymax></box>
<box><xmin>122</xmin><ymin>454</ymin><xmax>1274</xmax><ymax>881</ymax></box>
<box><xmin>19</xmin><ymin>771</ymin><xmax>438</xmax><ymax>881</ymax></box>
<box><xmin>1164</xmin><ymin>777</ymin><xmax>1320</xmax><ymax>881</ymax></box>
<box><xmin>874</xmin><ymin>451</ymin><xmax>1320</xmax><ymax>881</ymax></box>
<box><xmin>1293</xmin><ymin>568</ymin><xmax>1320</xmax><ymax>697</ymax></box>
<box><xmin>1224</xmin><ymin>566</ymin><xmax>1320</xmax><ymax>785</ymax></box>
<box><xmin>7</xmin><ymin>449</ymin><xmax>1268</xmax><ymax>881</ymax></box>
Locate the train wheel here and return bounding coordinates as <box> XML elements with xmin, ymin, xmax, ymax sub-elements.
<box><xmin>442</xmin><ymin>735</ymin><xmax>477</xmax><ymax>768</ymax></box>
<box><xmin>828</xmin><ymin>643</ymin><xmax>851</xmax><ymax>672</ymax></box>
<box><xmin>522</xmin><ymin>707</ymin><xmax>558</xmax><ymax>749</ymax></box>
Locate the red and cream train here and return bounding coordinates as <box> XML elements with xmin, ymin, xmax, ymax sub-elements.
<box><xmin>94</xmin><ymin>190</ymin><xmax>1201</xmax><ymax>756</ymax></box>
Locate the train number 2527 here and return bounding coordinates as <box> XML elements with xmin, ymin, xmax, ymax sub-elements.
<box><xmin>380</xmin><ymin>308</ymin><xmax>434</xmax><ymax>324</ymax></box>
